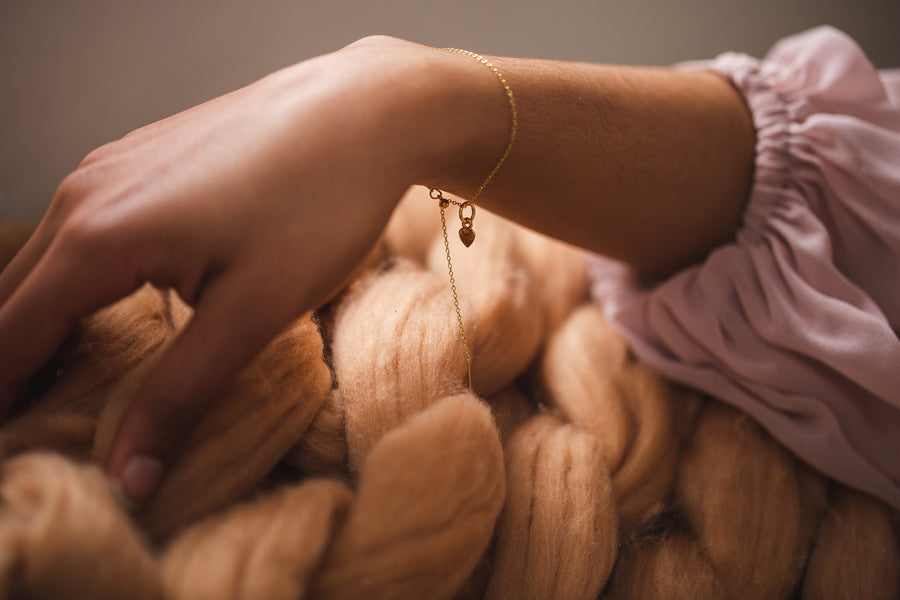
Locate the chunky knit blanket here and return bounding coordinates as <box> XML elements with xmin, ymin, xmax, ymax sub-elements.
<box><xmin>0</xmin><ymin>187</ymin><xmax>896</xmax><ymax>599</ymax></box>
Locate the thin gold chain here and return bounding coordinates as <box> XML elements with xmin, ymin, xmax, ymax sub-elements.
<box><xmin>440</xmin><ymin>48</ymin><xmax>518</xmax><ymax>203</ymax></box>
<box><xmin>438</xmin><ymin>199</ymin><xmax>473</xmax><ymax>389</ymax></box>
<box><xmin>429</xmin><ymin>48</ymin><xmax>517</xmax><ymax>392</ymax></box>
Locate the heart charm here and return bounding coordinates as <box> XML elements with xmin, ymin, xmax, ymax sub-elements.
<box><xmin>459</xmin><ymin>227</ymin><xmax>475</xmax><ymax>247</ymax></box>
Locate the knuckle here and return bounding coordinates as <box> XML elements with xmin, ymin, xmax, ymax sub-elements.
<box><xmin>78</xmin><ymin>141</ymin><xmax>116</xmax><ymax>168</ymax></box>
<box><xmin>56</xmin><ymin>212</ymin><xmax>107</xmax><ymax>250</ymax></box>
<box><xmin>50</xmin><ymin>170</ymin><xmax>90</xmax><ymax>215</ymax></box>
<box><xmin>53</xmin><ymin>210</ymin><xmax>128</xmax><ymax>270</ymax></box>
<box><xmin>48</xmin><ymin>165</ymin><xmax>106</xmax><ymax>227</ymax></box>
<box><xmin>346</xmin><ymin>34</ymin><xmax>399</xmax><ymax>50</ymax></box>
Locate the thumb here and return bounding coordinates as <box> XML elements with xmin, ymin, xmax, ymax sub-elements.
<box><xmin>106</xmin><ymin>273</ymin><xmax>288</xmax><ymax>506</ymax></box>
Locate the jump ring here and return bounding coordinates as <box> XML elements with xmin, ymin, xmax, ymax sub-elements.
<box><xmin>458</xmin><ymin>201</ymin><xmax>476</xmax><ymax>223</ymax></box>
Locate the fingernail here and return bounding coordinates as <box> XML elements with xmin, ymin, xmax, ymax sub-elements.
<box><xmin>116</xmin><ymin>455</ymin><xmax>163</xmax><ymax>505</ymax></box>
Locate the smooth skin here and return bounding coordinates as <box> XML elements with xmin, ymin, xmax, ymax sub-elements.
<box><xmin>0</xmin><ymin>36</ymin><xmax>755</xmax><ymax>503</ymax></box>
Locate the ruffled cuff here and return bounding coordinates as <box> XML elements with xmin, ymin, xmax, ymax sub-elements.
<box><xmin>590</xmin><ymin>26</ymin><xmax>900</xmax><ymax>508</ymax></box>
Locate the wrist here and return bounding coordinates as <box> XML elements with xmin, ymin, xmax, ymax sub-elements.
<box><xmin>411</xmin><ymin>47</ymin><xmax>516</xmax><ymax>199</ymax></box>
<box><xmin>260</xmin><ymin>36</ymin><xmax>514</xmax><ymax>214</ymax></box>
<box><xmin>326</xmin><ymin>37</ymin><xmax>513</xmax><ymax>200</ymax></box>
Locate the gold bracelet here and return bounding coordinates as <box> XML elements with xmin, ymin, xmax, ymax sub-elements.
<box><xmin>429</xmin><ymin>48</ymin><xmax>518</xmax><ymax>391</ymax></box>
<box><xmin>430</xmin><ymin>48</ymin><xmax>518</xmax><ymax>248</ymax></box>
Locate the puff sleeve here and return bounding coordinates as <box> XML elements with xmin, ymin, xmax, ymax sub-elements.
<box><xmin>590</xmin><ymin>27</ymin><xmax>900</xmax><ymax>508</ymax></box>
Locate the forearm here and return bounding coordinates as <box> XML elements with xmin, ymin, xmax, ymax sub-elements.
<box><xmin>0</xmin><ymin>36</ymin><xmax>756</xmax><ymax>504</ymax></box>
<box><xmin>413</xmin><ymin>47</ymin><xmax>756</xmax><ymax>273</ymax></box>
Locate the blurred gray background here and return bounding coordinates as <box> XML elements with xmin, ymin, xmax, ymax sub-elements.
<box><xmin>2</xmin><ymin>0</ymin><xmax>898</xmax><ymax>223</ymax></box>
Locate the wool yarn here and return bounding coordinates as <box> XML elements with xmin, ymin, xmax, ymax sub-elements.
<box><xmin>0</xmin><ymin>453</ymin><xmax>163</xmax><ymax>600</ymax></box>
<box><xmin>283</xmin><ymin>388</ymin><xmax>349</xmax><ymax>478</ymax></box>
<box><xmin>801</xmin><ymin>484</ymin><xmax>900</xmax><ymax>599</ymax></box>
<box><xmin>424</xmin><ymin>208</ymin><xmax>544</xmax><ymax>395</ymax></box>
<box><xmin>0</xmin><ymin>410</ymin><xmax>95</xmax><ymax>460</ymax></box>
<box><xmin>92</xmin><ymin>303</ymin><xmax>333</xmax><ymax>540</ymax></box>
<box><xmin>1</xmin><ymin>284</ymin><xmax>187</xmax><ymax>462</ymax></box>
<box><xmin>603</xmin><ymin>401</ymin><xmax>833</xmax><ymax>600</ymax></box>
<box><xmin>162</xmin><ymin>479</ymin><xmax>354</xmax><ymax>600</ymax></box>
<box><xmin>0</xmin><ymin>187</ymin><xmax>896</xmax><ymax>599</ymax></box>
<box><xmin>484</xmin><ymin>415</ymin><xmax>617</xmax><ymax>599</ymax></box>
<box><xmin>312</xmin><ymin>394</ymin><xmax>505</xmax><ymax>600</ymax></box>
<box><xmin>330</xmin><ymin>261</ymin><xmax>470</xmax><ymax>472</ymax></box>
<box><xmin>25</xmin><ymin>284</ymin><xmax>187</xmax><ymax>422</ymax></box>
<box><xmin>540</xmin><ymin>304</ymin><xmax>689</xmax><ymax>532</ymax></box>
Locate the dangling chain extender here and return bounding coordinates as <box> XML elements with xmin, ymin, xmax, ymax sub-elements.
<box><xmin>429</xmin><ymin>48</ymin><xmax>518</xmax><ymax>391</ymax></box>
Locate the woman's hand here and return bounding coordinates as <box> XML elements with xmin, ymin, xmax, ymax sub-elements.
<box><xmin>0</xmin><ymin>36</ymin><xmax>458</xmax><ymax>503</ymax></box>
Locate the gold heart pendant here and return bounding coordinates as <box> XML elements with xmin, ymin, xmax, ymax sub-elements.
<box><xmin>459</xmin><ymin>227</ymin><xmax>475</xmax><ymax>247</ymax></box>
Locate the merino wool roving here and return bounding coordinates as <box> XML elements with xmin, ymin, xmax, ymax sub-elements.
<box><xmin>0</xmin><ymin>186</ymin><xmax>897</xmax><ymax>599</ymax></box>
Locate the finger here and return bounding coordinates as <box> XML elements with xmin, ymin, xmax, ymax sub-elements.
<box><xmin>0</xmin><ymin>165</ymin><xmax>104</xmax><ymax>306</ymax></box>
<box><xmin>0</xmin><ymin>222</ymin><xmax>55</xmax><ymax>306</ymax></box>
<box><xmin>106</xmin><ymin>266</ymin><xmax>294</xmax><ymax>505</ymax></box>
<box><xmin>0</xmin><ymin>236</ymin><xmax>140</xmax><ymax>411</ymax></box>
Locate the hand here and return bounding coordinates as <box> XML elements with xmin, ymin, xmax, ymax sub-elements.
<box><xmin>0</xmin><ymin>36</ymin><xmax>441</xmax><ymax>503</ymax></box>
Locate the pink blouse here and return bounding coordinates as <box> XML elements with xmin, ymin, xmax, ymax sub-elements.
<box><xmin>590</xmin><ymin>27</ymin><xmax>900</xmax><ymax>509</ymax></box>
